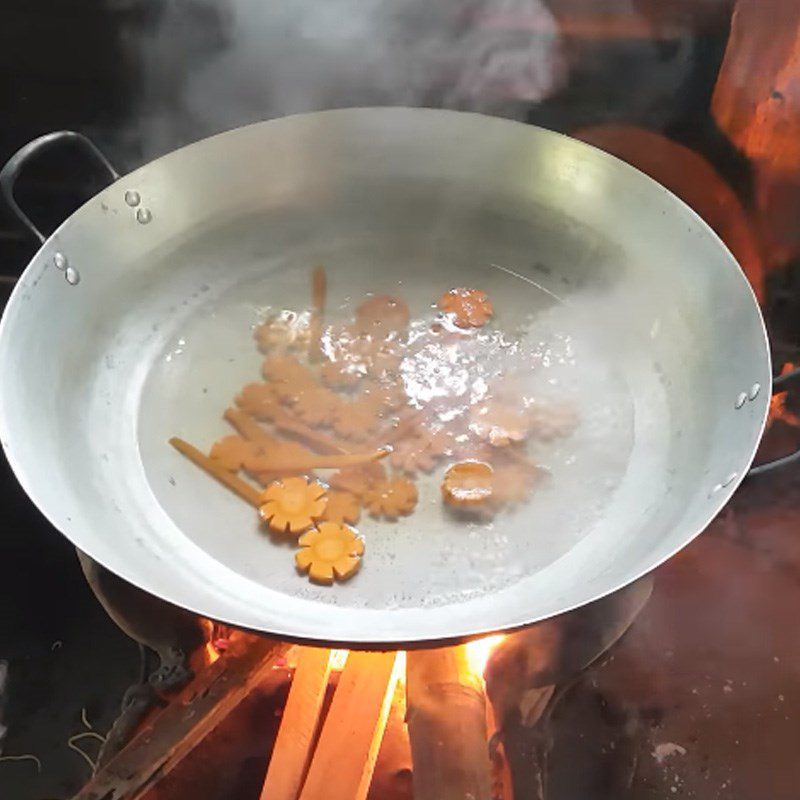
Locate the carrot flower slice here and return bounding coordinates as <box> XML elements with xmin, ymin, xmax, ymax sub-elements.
<box><xmin>292</xmin><ymin>385</ymin><xmax>342</xmax><ymax>427</ymax></box>
<box><xmin>470</xmin><ymin>400</ymin><xmax>531</xmax><ymax>447</ymax></box>
<box><xmin>331</xmin><ymin>398</ymin><xmax>381</xmax><ymax>441</ymax></box>
<box><xmin>259</xmin><ymin>476</ymin><xmax>327</xmax><ymax>535</ymax></box>
<box><xmin>363</xmin><ymin>477</ymin><xmax>418</xmax><ymax>519</ymax></box>
<box><xmin>235</xmin><ymin>383</ymin><xmax>281</xmax><ymax>420</ymax></box>
<box><xmin>330</xmin><ymin>462</ymin><xmax>386</xmax><ymax>497</ymax></box>
<box><xmin>261</xmin><ymin>355</ymin><xmax>316</xmax><ymax>403</ymax></box>
<box><xmin>209</xmin><ymin>435</ymin><xmax>262</xmax><ymax>472</ymax></box>
<box><xmin>321</xmin><ymin>490</ymin><xmax>361</xmax><ymax>525</ymax></box>
<box><xmin>254</xmin><ymin>311</ymin><xmax>311</xmax><ymax>352</ymax></box>
<box><xmin>438</xmin><ymin>288</ymin><xmax>493</xmax><ymax>328</ymax></box>
<box><xmin>389</xmin><ymin>428</ymin><xmax>451</xmax><ymax>474</ymax></box>
<box><xmin>355</xmin><ymin>295</ymin><xmax>410</xmax><ymax>336</ymax></box>
<box><xmin>295</xmin><ymin>522</ymin><xmax>364</xmax><ymax>584</ymax></box>
<box><xmin>320</xmin><ymin>359</ymin><xmax>364</xmax><ymax>389</ymax></box>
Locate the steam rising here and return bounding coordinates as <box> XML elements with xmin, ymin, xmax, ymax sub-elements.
<box><xmin>133</xmin><ymin>0</ymin><xmax>566</xmax><ymax>156</ymax></box>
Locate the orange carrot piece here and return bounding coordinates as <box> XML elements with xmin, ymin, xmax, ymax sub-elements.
<box><xmin>169</xmin><ymin>437</ymin><xmax>262</xmax><ymax>507</ymax></box>
<box><xmin>441</xmin><ymin>461</ymin><xmax>494</xmax><ymax>507</ymax></box>
<box><xmin>272</xmin><ymin>407</ymin><xmax>352</xmax><ymax>455</ymax></box>
<box><xmin>224</xmin><ymin>407</ymin><xmax>279</xmax><ymax>447</ymax></box>
<box><xmin>246</xmin><ymin>448</ymin><xmax>389</xmax><ymax>473</ymax></box>
<box><xmin>309</xmin><ymin>266</ymin><xmax>326</xmax><ymax>362</ymax></box>
<box><xmin>381</xmin><ymin>408</ymin><xmax>428</xmax><ymax>445</ymax></box>
<box><xmin>313</xmin><ymin>266</ymin><xmax>326</xmax><ymax>314</ymax></box>
<box><xmin>227</xmin><ymin>405</ymin><xmax>351</xmax><ymax>457</ymax></box>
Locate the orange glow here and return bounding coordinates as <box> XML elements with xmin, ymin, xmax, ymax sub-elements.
<box><xmin>394</xmin><ymin>651</ymin><xmax>407</xmax><ymax>686</ymax></box>
<box><xmin>464</xmin><ymin>635</ymin><xmax>506</xmax><ymax>679</ymax></box>
<box><xmin>329</xmin><ymin>649</ymin><xmax>350</xmax><ymax>671</ymax></box>
<box><xmin>205</xmin><ymin>641</ymin><xmax>221</xmax><ymax>665</ymax></box>
<box><xmin>315</xmin><ymin>644</ymin><xmax>497</xmax><ymax>678</ymax></box>
<box><xmin>768</xmin><ymin>363</ymin><xmax>800</xmax><ymax>430</ymax></box>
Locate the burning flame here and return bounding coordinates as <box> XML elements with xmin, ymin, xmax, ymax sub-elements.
<box><xmin>202</xmin><ymin>637</ymin><xmax>502</xmax><ymax>681</ymax></box>
<box><xmin>769</xmin><ymin>362</ymin><xmax>800</xmax><ymax>430</ymax></box>
<box><xmin>205</xmin><ymin>641</ymin><xmax>221</xmax><ymax>665</ymax></box>
<box><xmin>464</xmin><ymin>634</ymin><xmax>506</xmax><ymax>679</ymax></box>
<box><xmin>329</xmin><ymin>649</ymin><xmax>350</xmax><ymax>671</ymax></box>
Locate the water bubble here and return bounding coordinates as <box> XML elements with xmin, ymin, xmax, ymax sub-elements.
<box><xmin>124</xmin><ymin>190</ymin><xmax>141</xmax><ymax>207</ymax></box>
<box><xmin>65</xmin><ymin>266</ymin><xmax>80</xmax><ymax>286</ymax></box>
<box><xmin>53</xmin><ymin>252</ymin><xmax>67</xmax><ymax>270</ymax></box>
<box><xmin>136</xmin><ymin>207</ymin><xmax>152</xmax><ymax>225</ymax></box>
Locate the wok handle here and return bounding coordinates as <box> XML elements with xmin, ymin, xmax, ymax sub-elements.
<box><xmin>0</xmin><ymin>130</ymin><xmax>119</xmax><ymax>244</ymax></box>
<box><xmin>748</xmin><ymin>366</ymin><xmax>800</xmax><ymax>476</ymax></box>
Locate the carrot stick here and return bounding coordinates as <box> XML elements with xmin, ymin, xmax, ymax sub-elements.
<box><xmin>224</xmin><ymin>407</ymin><xmax>279</xmax><ymax>447</ymax></box>
<box><xmin>270</xmin><ymin>407</ymin><xmax>352</xmax><ymax>455</ymax></box>
<box><xmin>169</xmin><ymin>437</ymin><xmax>262</xmax><ymax>507</ymax></box>
<box><xmin>227</xmin><ymin>405</ymin><xmax>352</xmax><ymax>457</ymax></box>
<box><xmin>313</xmin><ymin>266</ymin><xmax>326</xmax><ymax>316</ymax></box>
<box><xmin>246</xmin><ymin>448</ymin><xmax>389</xmax><ymax>473</ymax></box>
<box><xmin>309</xmin><ymin>266</ymin><xmax>326</xmax><ymax>363</ymax></box>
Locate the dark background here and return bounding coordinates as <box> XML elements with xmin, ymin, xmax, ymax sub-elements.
<box><xmin>1</xmin><ymin>4</ymin><xmax>147</xmax><ymax>799</ymax></box>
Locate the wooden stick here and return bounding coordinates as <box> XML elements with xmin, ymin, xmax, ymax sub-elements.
<box><xmin>73</xmin><ymin>634</ymin><xmax>286</xmax><ymax>800</ymax></box>
<box><xmin>369</xmin><ymin>678</ymin><xmax>414</xmax><ymax>799</ymax></box>
<box><xmin>299</xmin><ymin>651</ymin><xmax>399</xmax><ymax>800</ymax></box>
<box><xmin>406</xmin><ymin>647</ymin><xmax>493</xmax><ymax>800</ymax></box>
<box><xmin>169</xmin><ymin>437</ymin><xmax>262</xmax><ymax>507</ymax></box>
<box><xmin>246</xmin><ymin>448</ymin><xmax>389</xmax><ymax>473</ymax></box>
<box><xmin>259</xmin><ymin>647</ymin><xmax>334</xmax><ymax>800</ymax></box>
<box><xmin>485</xmin><ymin>699</ymin><xmax>514</xmax><ymax>800</ymax></box>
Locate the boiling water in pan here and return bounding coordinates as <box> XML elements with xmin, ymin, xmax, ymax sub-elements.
<box><xmin>138</xmin><ymin>245</ymin><xmax>635</xmax><ymax>609</ymax></box>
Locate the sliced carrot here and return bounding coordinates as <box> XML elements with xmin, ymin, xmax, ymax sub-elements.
<box><xmin>441</xmin><ymin>461</ymin><xmax>494</xmax><ymax>507</ymax></box>
<box><xmin>313</xmin><ymin>266</ymin><xmax>326</xmax><ymax>313</ymax></box>
<box><xmin>380</xmin><ymin>408</ymin><xmax>428</xmax><ymax>445</ymax></box>
<box><xmin>308</xmin><ymin>265</ymin><xmax>327</xmax><ymax>363</ymax></box>
<box><xmin>270</xmin><ymin>405</ymin><xmax>352</xmax><ymax>455</ymax></box>
<box><xmin>363</xmin><ymin>476</ymin><xmax>418</xmax><ymax>518</ymax></box>
<box><xmin>245</xmin><ymin>448</ymin><xmax>389</xmax><ymax>473</ymax></box>
<box><xmin>260</xmin><ymin>476</ymin><xmax>327</xmax><ymax>535</ymax></box>
<box><xmin>438</xmin><ymin>288</ymin><xmax>493</xmax><ymax>328</ymax></box>
<box><xmin>169</xmin><ymin>437</ymin><xmax>262</xmax><ymax>507</ymax></box>
<box><xmin>295</xmin><ymin>522</ymin><xmax>364</xmax><ymax>584</ymax></box>
<box><xmin>224</xmin><ymin>407</ymin><xmax>278</xmax><ymax>447</ymax></box>
<box><xmin>227</xmin><ymin>404</ymin><xmax>355</xmax><ymax>459</ymax></box>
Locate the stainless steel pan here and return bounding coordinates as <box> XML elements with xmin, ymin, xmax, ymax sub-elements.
<box><xmin>0</xmin><ymin>108</ymin><xmax>788</xmax><ymax>646</ymax></box>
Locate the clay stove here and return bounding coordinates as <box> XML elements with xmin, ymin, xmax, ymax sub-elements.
<box><xmin>67</xmin><ymin>568</ymin><xmax>652</xmax><ymax>800</ymax></box>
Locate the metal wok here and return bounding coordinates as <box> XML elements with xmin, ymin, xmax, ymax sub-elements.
<box><xmin>0</xmin><ymin>108</ymin><xmax>783</xmax><ymax>646</ymax></box>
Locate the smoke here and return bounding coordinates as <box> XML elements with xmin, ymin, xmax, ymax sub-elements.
<box><xmin>130</xmin><ymin>0</ymin><xmax>567</xmax><ymax>157</ymax></box>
